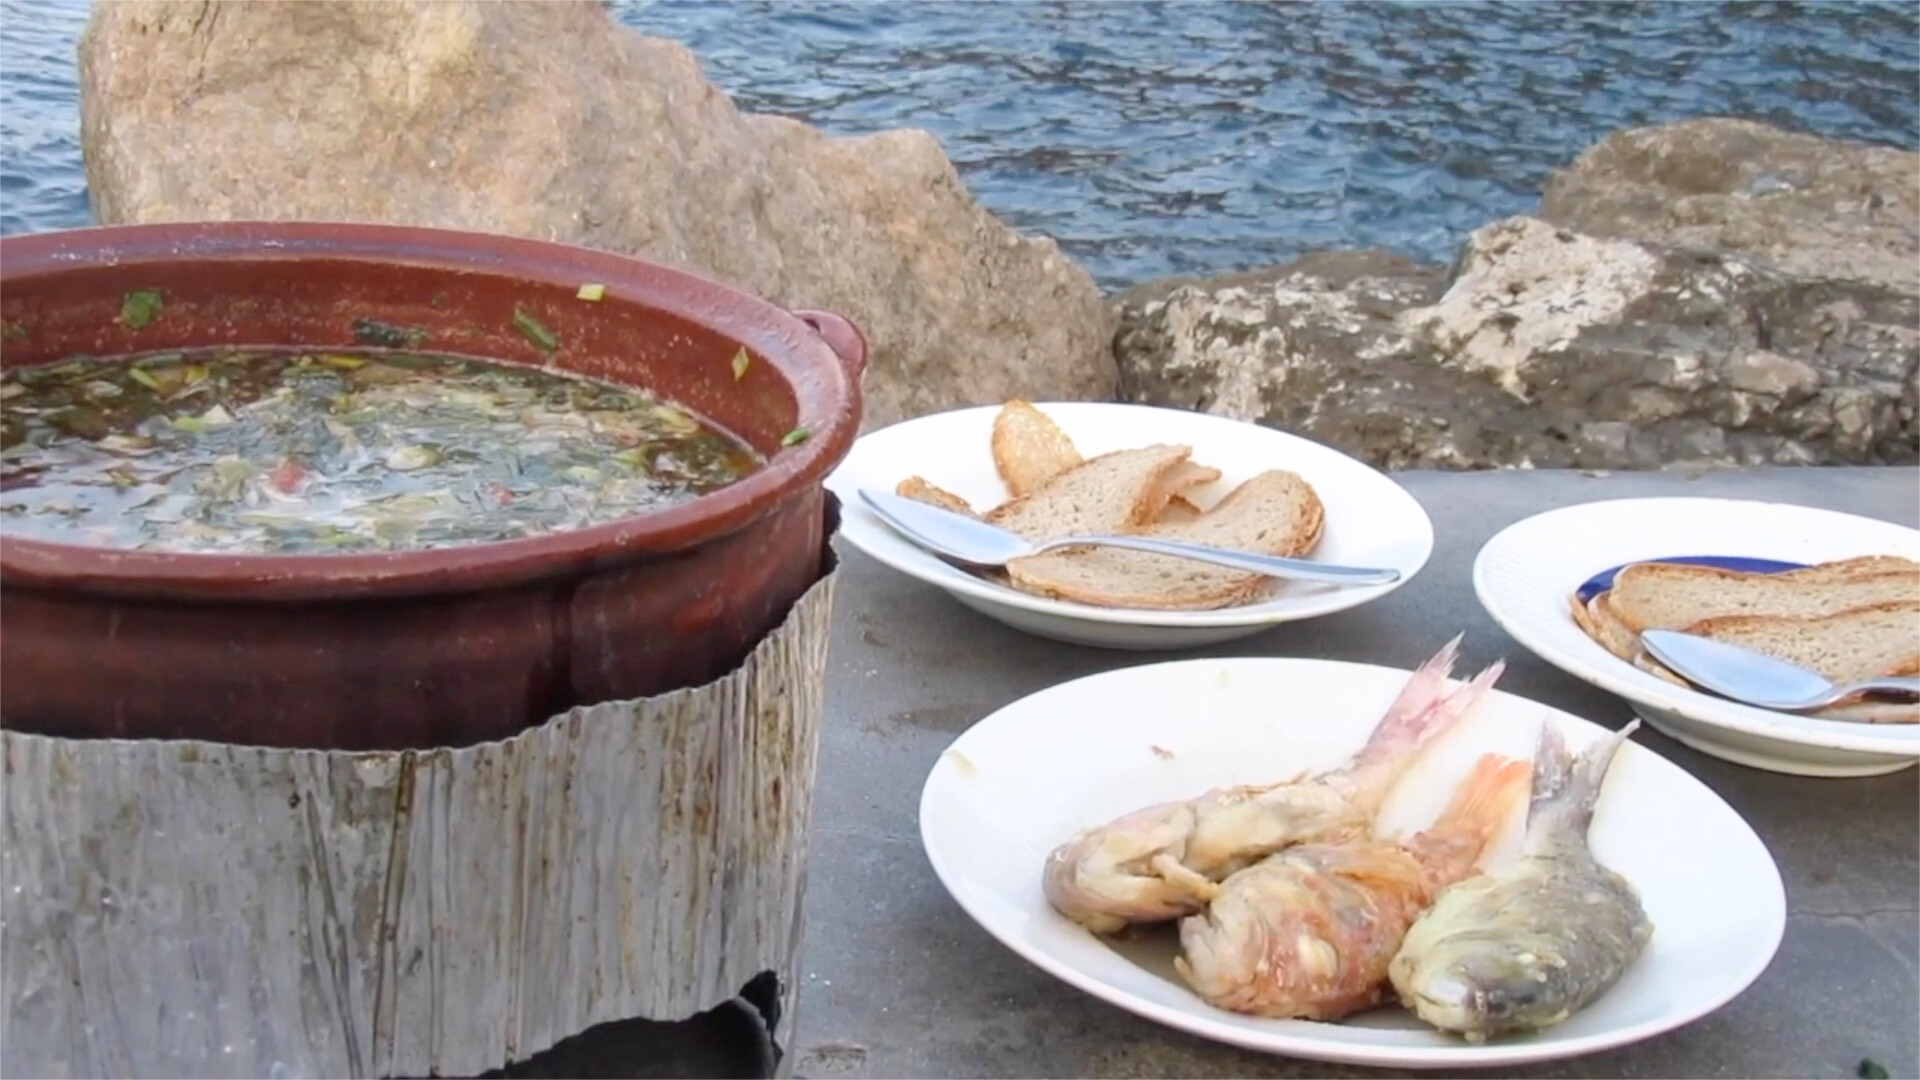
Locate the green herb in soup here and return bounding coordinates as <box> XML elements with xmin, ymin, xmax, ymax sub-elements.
<box><xmin>0</xmin><ymin>348</ymin><xmax>765</xmax><ymax>554</ymax></box>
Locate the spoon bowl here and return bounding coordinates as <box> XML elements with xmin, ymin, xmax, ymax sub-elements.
<box><xmin>1640</xmin><ymin>629</ymin><xmax>1920</xmax><ymax>713</ymax></box>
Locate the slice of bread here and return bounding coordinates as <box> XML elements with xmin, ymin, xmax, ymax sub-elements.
<box><xmin>1568</xmin><ymin>601</ymin><xmax>1700</xmax><ymax>690</ymax></box>
<box><xmin>1606</xmin><ymin>563</ymin><xmax>1920</xmax><ymax>633</ymax></box>
<box><xmin>895</xmin><ymin>476</ymin><xmax>978</xmax><ymax>518</ymax></box>
<box><xmin>1573</xmin><ymin>591</ymin><xmax>1650</xmax><ymax>669</ymax></box>
<box><xmin>1779</xmin><ymin>555</ymin><xmax>1920</xmax><ymax>582</ymax></box>
<box><xmin>1149</xmin><ymin>460</ymin><xmax>1221</xmax><ymax>515</ymax></box>
<box><xmin>1681</xmin><ymin>601</ymin><xmax>1920</xmax><ymax>685</ymax></box>
<box><xmin>1571</xmin><ymin>556</ymin><xmax>1920</xmax><ymax>655</ymax></box>
<box><xmin>992</xmin><ymin>400</ymin><xmax>1083</xmax><ymax>498</ymax></box>
<box><xmin>1567</xmin><ymin>591</ymin><xmax>1603</xmax><ymax>641</ymax></box>
<box><xmin>985</xmin><ymin>443</ymin><xmax>1193</xmax><ymax>542</ymax></box>
<box><xmin>1159</xmin><ymin>496</ymin><xmax>1204</xmax><ymax>524</ymax></box>
<box><xmin>1004</xmin><ymin>469</ymin><xmax>1326</xmax><ymax>610</ymax></box>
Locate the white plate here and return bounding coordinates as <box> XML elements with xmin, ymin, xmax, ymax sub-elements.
<box><xmin>824</xmin><ymin>403</ymin><xmax>1433</xmax><ymax>649</ymax></box>
<box><xmin>918</xmin><ymin>656</ymin><xmax>1785</xmax><ymax>1069</ymax></box>
<box><xmin>1473</xmin><ymin>497</ymin><xmax>1920</xmax><ymax>778</ymax></box>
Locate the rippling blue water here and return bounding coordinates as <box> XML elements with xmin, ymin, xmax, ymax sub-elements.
<box><xmin>3</xmin><ymin>0</ymin><xmax>1916</xmax><ymax>289</ymax></box>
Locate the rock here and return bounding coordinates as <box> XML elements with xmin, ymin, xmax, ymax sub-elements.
<box><xmin>1539</xmin><ymin>117</ymin><xmax>1920</xmax><ymax>295</ymax></box>
<box><xmin>76</xmin><ymin>0</ymin><xmax>1114</xmax><ymax>430</ymax></box>
<box><xmin>1117</xmin><ymin>118</ymin><xmax>1920</xmax><ymax>471</ymax></box>
<box><xmin>1115</xmin><ymin>216</ymin><xmax>1918</xmax><ymax>470</ymax></box>
<box><xmin>1112</xmin><ymin>252</ymin><xmax>1502</xmax><ymax>469</ymax></box>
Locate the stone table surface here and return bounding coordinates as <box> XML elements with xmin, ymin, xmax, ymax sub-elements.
<box><xmin>789</xmin><ymin>466</ymin><xmax>1920</xmax><ymax>1080</ymax></box>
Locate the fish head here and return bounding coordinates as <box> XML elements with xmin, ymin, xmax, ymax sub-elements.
<box><xmin>1400</xmin><ymin>942</ymin><xmax>1567</xmax><ymax>1035</ymax></box>
<box><xmin>1404</xmin><ymin>968</ymin><xmax>1486</xmax><ymax>1033</ymax></box>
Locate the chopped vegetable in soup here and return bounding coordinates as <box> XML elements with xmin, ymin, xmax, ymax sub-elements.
<box><xmin>0</xmin><ymin>348</ymin><xmax>765</xmax><ymax>554</ymax></box>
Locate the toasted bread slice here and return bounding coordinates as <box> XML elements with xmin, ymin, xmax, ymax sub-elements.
<box><xmin>985</xmin><ymin>444</ymin><xmax>1193</xmax><ymax>542</ymax></box>
<box><xmin>1005</xmin><ymin>469</ymin><xmax>1325</xmax><ymax>610</ymax></box>
<box><xmin>1568</xmin><ymin>590</ymin><xmax>1691</xmax><ymax>697</ymax></box>
<box><xmin>1606</xmin><ymin>563</ymin><xmax>1920</xmax><ymax>632</ymax></box>
<box><xmin>895</xmin><ymin>476</ymin><xmax>978</xmax><ymax>518</ymax></box>
<box><xmin>1779</xmin><ymin>555</ymin><xmax>1920</xmax><ymax>582</ymax></box>
<box><xmin>1573</xmin><ymin>591</ymin><xmax>1652</xmax><ymax>668</ymax></box>
<box><xmin>1158</xmin><ymin>496</ymin><xmax>1204</xmax><ymax>524</ymax></box>
<box><xmin>1681</xmin><ymin>601</ymin><xmax>1920</xmax><ymax>685</ymax></box>
<box><xmin>992</xmin><ymin>400</ymin><xmax>1083</xmax><ymax>498</ymax></box>
<box><xmin>1568</xmin><ymin>591</ymin><xmax>1602</xmax><ymax>640</ymax></box>
<box><xmin>1148</xmin><ymin>460</ymin><xmax>1221</xmax><ymax>518</ymax></box>
<box><xmin>1570</xmin><ymin>555</ymin><xmax>1920</xmax><ymax>652</ymax></box>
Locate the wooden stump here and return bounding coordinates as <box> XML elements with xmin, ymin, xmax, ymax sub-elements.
<box><xmin>1</xmin><ymin>565</ymin><xmax>839</xmax><ymax>1079</ymax></box>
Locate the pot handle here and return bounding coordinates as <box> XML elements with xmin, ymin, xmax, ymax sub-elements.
<box><xmin>791</xmin><ymin>309</ymin><xmax>868</xmax><ymax>380</ymax></box>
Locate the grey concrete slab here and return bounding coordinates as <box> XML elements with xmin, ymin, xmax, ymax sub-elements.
<box><xmin>791</xmin><ymin>467</ymin><xmax>1920</xmax><ymax>1080</ymax></box>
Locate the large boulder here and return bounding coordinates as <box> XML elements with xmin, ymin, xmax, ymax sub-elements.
<box><xmin>1116</xmin><ymin>216</ymin><xmax>1917</xmax><ymax>470</ymax></box>
<box><xmin>1117</xmin><ymin>119</ymin><xmax>1919</xmax><ymax>470</ymax></box>
<box><xmin>77</xmin><ymin>0</ymin><xmax>1114</xmax><ymax>430</ymax></box>
<box><xmin>1540</xmin><ymin>117</ymin><xmax>1920</xmax><ymax>295</ymax></box>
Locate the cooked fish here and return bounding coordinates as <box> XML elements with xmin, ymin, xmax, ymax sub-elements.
<box><xmin>1042</xmin><ymin>636</ymin><xmax>1503</xmax><ymax>933</ymax></box>
<box><xmin>1387</xmin><ymin>720</ymin><xmax>1652</xmax><ymax>1042</ymax></box>
<box><xmin>1174</xmin><ymin>752</ymin><xmax>1531</xmax><ymax>1020</ymax></box>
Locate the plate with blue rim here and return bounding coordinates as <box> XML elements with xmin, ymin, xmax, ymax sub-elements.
<box><xmin>1571</xmin><ymin>555</ymin><xmax>1810</xmax><ymax>606</ymax></box>
<box><xmin>1473</xmin><ymin>496</ymin><xmax>1920</xmax><ymax>777</ymax></box>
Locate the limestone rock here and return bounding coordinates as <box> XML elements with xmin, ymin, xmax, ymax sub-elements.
<box><xmin>1539</xmin><ymin>117</ymin><xmax>1920</xmax><ymax>295</ymax></box>
<box><xmin>1112</xmin><ymin>252</ymin><xmax>1493</xmax><ymax>468</ymax></box>
<box><xmin>77</xmin><ymin>0</ymin><xmax>1114</xmax><ymax>430</ymax></box>
<box><xmin>1115</xmin><ymin>218</ymin><xmax>1918</xmax><ymax>470</ymax></box>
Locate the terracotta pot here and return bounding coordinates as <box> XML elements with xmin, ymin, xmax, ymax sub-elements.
<box><xmin>0</xmin><ymin>223</ymin><xmax>865</xmax><ymax>751</ymax></box>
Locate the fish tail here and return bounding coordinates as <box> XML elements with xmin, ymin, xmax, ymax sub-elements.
<box><xmin>1526</xmin><ymin>722</ymin><xmax>1577</xmax><ymax>808</ymax></box>
<box><xmin>1351</xmin><ymin>649</ymin><xmax>1506</xmax><ymax>811</ymax></box>
<box><xmin>1522</xmin><ymin>719</ymin><xmax>1640</xmax><ymax>854</ymax></box>
<box><xmin>1434</xmin><ymin>752</ymin><xmax>1533</xmax><ymax>839</ymax></box>
<box><xmin>1407</xmin><ymin>752</ymin><xmax>1531</xmax><ymax>886</ymax></box>
<box><xmin>1375</xmin><ymin>633</ymin><xmax>1462</xmax><ymax>717</ymax></box>
<box><xmin>1351</xmin><ymin>637</ymin><xmax>1463</xmax><ymax>764</ymax></box>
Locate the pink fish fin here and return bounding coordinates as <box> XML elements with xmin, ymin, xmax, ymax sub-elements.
<box><xmin>1353</xmin><ymin>636</ymin><xmax>1467</xmax><ymax>759</ymax></box>
<box><xmin>1348</xmin><ymin>652</ymin><xmax>1508</xmax><ymax>812</ymax></box>
<box><xmin>1412</xmin><ymin>752</ymin><xmax>1532</xmax><ymax>887</ymax></box>
<box><xmin>1435</xmin><ymin>752</ymin><xmax>1532</xmax><ymax>835</ymax></box>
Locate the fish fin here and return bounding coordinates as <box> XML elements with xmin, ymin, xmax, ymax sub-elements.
<box><xmin>1353</xmin><ymin>638</ymin><xmax>1485</xmax><ymax>764</ymax></box>
<box><xmin>1526</xmin><ymin>720</ymin><xmax>1576</xmax><ymax>810</ymax></box>
<box><xmin>1523</xmin><ymin>719</ymin><xmax>1638</xmax><ymax>853</ymax></box>
<box><xmin>1571</xmin><ymin>719</ymin><xmax>1639</xmax><ymax>798</ymax></box>
<box><xmin>1350</xmin><ymin>653</ymin><xmax>1506</xmax><ymax>810</ymax></box>
<box><xmin>1358</xmin><ymin>636</ymin><xmax>1463</xmax><ymax>749</ymax></box>
<box><xmin>1434</xmin><ymin>752</ymin><xmax>1532</xmax><ymax>837</ymax></box>
<box><xmin>1408</xmin><ymin>752</ymin><xmax>1532</xmax><ymax>885</ymax></box>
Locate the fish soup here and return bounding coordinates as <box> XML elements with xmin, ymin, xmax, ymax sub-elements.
<box><xmin>0</xmin><ymin>348</ymin><xmax>766</xmax><ymax>554</ymax></box>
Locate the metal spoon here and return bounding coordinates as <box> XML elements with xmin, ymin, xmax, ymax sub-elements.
<box><xmin>857</xmin><ymin>488</ymin><xmax>1401</xmax><ymax>587</ymax></box>
<box><xmin>1640</xmin><ymin>629</ymin><xmax>1920</xmax><ymax>712</ymax></box>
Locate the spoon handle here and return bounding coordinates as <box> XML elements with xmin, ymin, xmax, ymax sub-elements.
<box><xmin>1036</xmin><ymin>534</ymin><xmax>1402</xmax><ymax>586</ymax></box>
<box><xmin>1837</xmin><ymin>675</ymin><xmax>1920</xmax><ymax>701</ymax></box>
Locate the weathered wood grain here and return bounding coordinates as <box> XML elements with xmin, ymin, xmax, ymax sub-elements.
<box><xmin>2</xmin><ymin>570</ymin><xmax>838</xmax><ymax>1079</ymax></box>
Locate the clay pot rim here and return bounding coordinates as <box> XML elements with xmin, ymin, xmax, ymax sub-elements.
<box><xmin>0</xmin><ymin>221</ymin><xmax>866</xmax><ymax>601</ymax></box>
